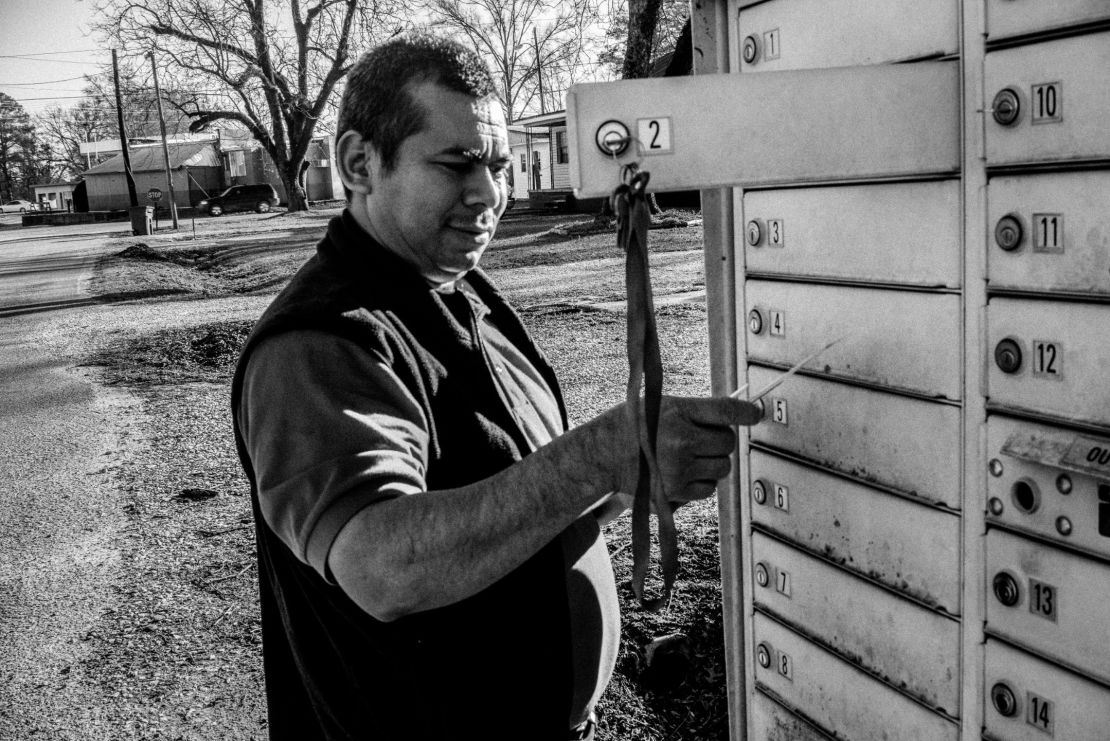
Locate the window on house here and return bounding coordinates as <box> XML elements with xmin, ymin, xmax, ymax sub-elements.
<box><xmin>555</xmin><ymin>130</ymin><xmax>568</xmax><ymax>164</ymax></box>
<box><xmin>521</xmin><ymin>153</ymin><xmax>527</xmax><ymax>172</ymax></box>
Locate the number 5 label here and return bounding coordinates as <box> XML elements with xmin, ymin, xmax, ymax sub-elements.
<box><xmin>637</xmin><ymin>118</ymin><xmax>673</xmax><ymax>155</ymax></box>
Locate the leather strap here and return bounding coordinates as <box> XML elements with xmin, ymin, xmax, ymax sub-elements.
<box><xmin>612</xmin><ymin>169</ymin><xmax>677</xmax><ymax>611</ymax></box>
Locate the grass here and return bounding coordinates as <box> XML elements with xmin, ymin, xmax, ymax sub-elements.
<box><xmin>80</xmin><ymin>209</ymin><xmax>732</xmax><ymax>740</ymax></box>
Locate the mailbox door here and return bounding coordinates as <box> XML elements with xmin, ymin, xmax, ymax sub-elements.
<box><xmin>751</xmin><ymin>532</ymin><xmax>961</xmax><ymax>712</ymax></box>
<box><xmin>986</xmin><ymin>0</ymin><xmax>1110</xmax><ymax>42</ymax></box>
<box><xmin>750</xmin><ymin>451</ymin><xmax>961</xmax><ymax>612</ymax></box>
<box><xmin>750</xmin><ymin>690</ymin><xmax>833</xmax><ymax>741</ymax></box>
<box><xmin>985</xmin><ymin>33</ymin><xmax>1110</xmax><ymax>167</ymax></box>
<box><xmin>986</xmin><ymin>298</ymin><xmax>1110</xmax><ymax>428</ymax></box>
<box><xmin>986</xmin><ymin>528</ymin><xmax>1110</xmax><ymax>682</ymax></box>
<box><xmin>745</xmin><ymin>281</ymin><xmax>961</xmax><ymax>399</ymax></box>
<box><xmin>733</xmin><ymin>0</ymin><xmax>958</xmax><ymax>72</ymax></box>
<box><xmin>987</xmin><ymin>171</ymin><xmax>1110</xmax><ymax>297</ymax></box>
<box><xmin>743</xmin><ymin>180</ymin><xmax>962</xmax><ymax>288</ymax></box>
<box><xmin>747</xmin><ymin>366</ymin><xmax>962</xmax><ymax>508</ymax></box>
<box><xmin>984</xmin><ymin>639</ymin><xmax>1110</xmax><ymax>741</ymax></box>
<box><xmin>752</xmin><ymin>613</ymin><xmax>959</xmax><ymax>741</ymax></box>
<box><xmin>987</xmin><ymin>416</ymin><xmax>1110</xmax><ymax>560</ymax></box>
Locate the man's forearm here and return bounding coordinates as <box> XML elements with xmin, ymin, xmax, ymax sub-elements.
<box><xmin>328</xmin><ymin>405</ymin><xmax>628</xmax><ymax>622</ymax></box>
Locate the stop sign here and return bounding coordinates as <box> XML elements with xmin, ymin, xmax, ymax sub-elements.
<box><xmin>147</xmin><ymin>188</ymin><xmax>163</xmax><ymax>202</ymax></box>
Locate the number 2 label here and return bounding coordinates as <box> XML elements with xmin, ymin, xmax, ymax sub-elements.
<box><xmin>636</xmin><ymin>118</ymin><xmax>673</xmax><ymax>155</ymax></box>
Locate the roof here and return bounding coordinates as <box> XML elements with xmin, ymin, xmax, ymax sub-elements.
<box><xmin>512</xmin><ymin>110</ymin><xmax>567</xmax><ymax>128</ymax></box>
<box><xmin>84</xmin><ymin>141</ymin><xmax>219</xmax><ymax>175</ymax></box>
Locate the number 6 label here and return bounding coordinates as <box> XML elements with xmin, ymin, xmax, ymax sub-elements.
<box><xmin>637</xmin><ymin>118</ymin><xmax>673</xmax><ymax>155</ymax></box>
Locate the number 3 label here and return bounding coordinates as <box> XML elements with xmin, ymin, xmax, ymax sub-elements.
<box><xmin>637</xmin><ymin>118</ymin><xmax>673</xmax><ymax>155</ymax></box>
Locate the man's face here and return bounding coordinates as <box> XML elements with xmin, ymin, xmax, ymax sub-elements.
<box><xmin>363</xmin><ymin>81</ymin><xmax>511</xmax><ymax>286</ymax></box>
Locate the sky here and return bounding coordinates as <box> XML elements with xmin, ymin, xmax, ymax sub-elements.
<box><xmin>0</xmin><ymin>0</ymin><xmax>105</xmax><ymax>116</ymax></box>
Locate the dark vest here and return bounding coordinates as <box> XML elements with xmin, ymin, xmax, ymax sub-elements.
<box><xmin>231</xmin><ymin>212</ymin><xmax>574</xmax><ymax>740</ymax></box>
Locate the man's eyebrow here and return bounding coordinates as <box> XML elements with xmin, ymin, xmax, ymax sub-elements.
<box><xmin>437</xmin><ymin>147</ymin><xmax>511</xmax><ymax>163</ymax></box>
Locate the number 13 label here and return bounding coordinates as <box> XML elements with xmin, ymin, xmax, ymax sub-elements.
<box><xmin>637</xmin><ymin>118</ymin><xmax>673</xmax><ymax>155</ymax></box>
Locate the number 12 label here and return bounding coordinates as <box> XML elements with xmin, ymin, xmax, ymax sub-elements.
<box><xmin>637</xmin><ymin>118</ymin><xmax>673</xmax><ymax>155</ymax></box>
<box><xmin>1032</xmin><ymin>340</ymin><xmax>1063</xmax><ymax>380</ymax></box>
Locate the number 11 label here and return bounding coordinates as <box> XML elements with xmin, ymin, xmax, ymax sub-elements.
<box><xmin>637</xmin><ymin>118</ymin><xmax>673</xmax><ymax>155</ymax></box>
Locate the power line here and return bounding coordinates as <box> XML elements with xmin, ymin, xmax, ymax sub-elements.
<box><xmin>0</xmin><ymin>77</ymin><xmax>90</xmax><ymax>87</ymax></box>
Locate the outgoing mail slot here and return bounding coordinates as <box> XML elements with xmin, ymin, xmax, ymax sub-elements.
<box><xmin>987</xmin><ymin>415</ymin><xmax>1110</xmax><ymax>559</ymax></box>
<box><xmin>988</xmin><ymin>171</ymin><xmax>1110</xmax><ymax>297</ymax></box>
<box><xmin>733</xmin><ymin>0</ymin><xmax>957</xmax><ymax>72</ymax></box>
<box><xmin>752</xmin><ymin>532</ymin><xmax>960</xmax><ymax>713</ymax></box>
<box><xmin>986</xmin><ymin>0</ymin><xmax>1110</xmax><ymax>43</ymax></box>
<box><xmin>987</xmin><ymin>298</ymin><xmax>1110</xmax><ymax>428</ymax></box>
<box><xmin>751</xmin><ymin>451</ymin><xmax>961</xmax><ymax>612</ymax></box>
<box><xmin>984</xmin><ymin>638</ymin><xmax>1110</xmax><ymax>741</ymax></box>
<box><xmin>985</xmin><ymin>32</ymin><xmax>1110</xmax><ymax>166</ymax></box>
<box><xmin>745</xmin><ymin>281</ymin><xmax>961</xmax><ymax>399</ymax></box>
<box><xmin>743</xmin><ymin>180</ymin><xmax>961</xmax><ymax>288</ymax></box>
<box><xmin>986</xmin><ymin>528</ymin><xmax>1110</xmax><ymax>682</ymax></box>
<box><xmin>747</xmin><ymin>366</ymin><xmax>962</xmax><ymax>508</ymax></box>
<box><xmin>753</xmin><ymin>613</ymin><xmax>958</xmax><ymax>741</ymax></box>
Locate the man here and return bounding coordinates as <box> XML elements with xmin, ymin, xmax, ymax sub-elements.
<box><xmin>232</xmin><ymin>34</ymin><xmax>761</xmax><ymax>740</ymax></box>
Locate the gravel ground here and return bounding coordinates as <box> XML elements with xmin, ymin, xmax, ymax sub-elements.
<box><xmin>7</xmin><ymin>210</ymin><xmax>733</xmax><ymax>740</ymax></box>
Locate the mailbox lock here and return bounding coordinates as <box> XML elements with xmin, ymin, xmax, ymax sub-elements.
<box><xmin>1011</xmin><ymin>477</ymin><xmax>1040</xmax><ymax>514</ymax></box>
<box><xmin>753</xmin><ymin>399</ymin><xmax>766</xmax><ymax>420</ymax></box>
<box><xmin>994</xmin><ymin>338</ymin><xmax>1023</xmax><ymax>374</ymax></box>
<box><xmin>991</xmin><ymin>682</ymin><xmax>1020</xmax><ymax>717</ymax></box>
<box><xmin>1056</xmin><ymin>516</ymin><xmax>1073</xmax><ymax>537</ymax></box>
<box><xmin>595</xmin><ymin>120</ymin><xmax>630</xmax><ymax>157</ymax></box>
<box><xmin>995</xmin><ymin>213</ymin><xmax>1024</xmax><ymax>251</ymax></box>
<box><xmin>992</xmin><ymin>571</ymin><xmax>1022</xmax><ymax>607</ymax></box>
<box><xmin>752</xmin><ymin>479</ymin><xmax>768</xmax><ymax>505</ymax></box>
<box><xmin>992</xmin><ymin>87</ymin><xmax>1022</xmax><ymax>126</ymax></box>
<box><xmin>742</xmin><ymin>35</ymin><xmax>759</xmax><ymax>64</ymax></box>
<box><xmin>755</xmin><ymin>562</ymin><xmax>770</xmax><ymax>587</ymax></box>
<box><xmin>746</xmin><ymin>220</ymin><xmax>764</xmax><ymax>247</ymax></box>
<box><xmin>756</xmin><ymin>642</ymin><xmax>772</xmax><ymax>668</ymax></box>
<box><xmin>748</xmin><ymin>309</ymin><xmax>765</xmax><ymax>335</ymax></box>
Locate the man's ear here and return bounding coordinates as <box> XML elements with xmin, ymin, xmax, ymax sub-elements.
<box><xmin>336</xmin><ymin>130</ymin><xmax>376</xmax><ymax>195</ymax></box>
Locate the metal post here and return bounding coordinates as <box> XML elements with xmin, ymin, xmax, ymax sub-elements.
<box><xmin>149</xmin><ymin>51</ymin><xmax>179</xmax><ymax>229</ymax></box>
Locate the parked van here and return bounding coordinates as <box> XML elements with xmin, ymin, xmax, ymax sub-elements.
<box><xmin>197</xmin><ymin>184</ymin><xmax>280</xmax><ymax>216</ymax></box>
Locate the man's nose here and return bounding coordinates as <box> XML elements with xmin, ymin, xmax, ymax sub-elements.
<box><xmin>462</xmin><ymin>166</ymin><xmax>502</xmax><ymax>210</ymax></box>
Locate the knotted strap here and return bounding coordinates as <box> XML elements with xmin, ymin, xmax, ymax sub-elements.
<box><xmin>612</xmin><ymin>169</ymin><xmax>677</xmax><ymax>611</ymax></box>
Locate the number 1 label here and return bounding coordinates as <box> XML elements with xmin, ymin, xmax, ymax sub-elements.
<box><xmin>637</xmin><ymin>118</ymin><xmax>673</xmax><ymax>155</ymax></box>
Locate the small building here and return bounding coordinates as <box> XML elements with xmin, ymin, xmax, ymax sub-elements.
<box><xmin>509</xmin><ymin>111</ymin><xmax>571</xmax><ymax>206</ymax></box>
<box><xmin>82</xmin><ymin>141</ymin><xmax>223</xmax><ymax>211</ymax></box>
<box><xmin>219</xmin><ymin>131</ymin><xmax>342</xmax><ymax>203</ymax></box>
<box><xmin>31</xmin><ymin>181</ymin><xmax>78</xmax><ymax>211</ymax></box>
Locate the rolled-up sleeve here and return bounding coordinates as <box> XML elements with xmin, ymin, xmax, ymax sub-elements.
<box><xmin>238</xmin><ymin>329</ymin><xmax>429</xmax><ymax>581</ymax></box>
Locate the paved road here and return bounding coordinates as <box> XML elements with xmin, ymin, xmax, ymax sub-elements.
<box><xmin>0</xmin><ymin>220</ymin><xmax>135</xmax><ymax>734</ymax></box>
<box><xmin>0</xmin><ymin>220</ymin><xmax>130</xmax><ymax>317</ymax></box>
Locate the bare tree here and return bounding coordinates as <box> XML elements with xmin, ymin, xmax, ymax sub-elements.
<box><xmin>425</xmin><ymin>0</ymin><xmax>599</xmax><ymax>122</ymax></box>
<box><xmin>600</xmin><ymin>0</ymin><xmax>686</xmax><ymax>79</ymax></box>
<box><xmin>95</xmin><ymin>0</ymin><xmax>406</xmax><ymax>211</ymax></box>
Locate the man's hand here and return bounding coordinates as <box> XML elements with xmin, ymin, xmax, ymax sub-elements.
<box><xmin>607</xmin><ymin>396</ymin><xmax>763</xmax><ymax>512</ymax></box>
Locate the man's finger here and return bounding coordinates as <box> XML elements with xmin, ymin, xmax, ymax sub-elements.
<box><xmin>671</xmin><ymin>397</ymin><xmax>763</xmax><ymax>427</ymax></box>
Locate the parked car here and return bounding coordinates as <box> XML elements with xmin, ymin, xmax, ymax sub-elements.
<box><xmin>0</xmin><ymin>199</ymin><xmax>37</xmax><ymax>214</ymax></box>
<box><xmin>197</xmin><ymin>184</ymin><xmax>280</xmax><ymax>216</ymax></box>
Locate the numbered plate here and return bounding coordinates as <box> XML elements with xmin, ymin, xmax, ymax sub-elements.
<box><xmin>986</xmin><ymin>528</ymin><xmax>1110</xmax><ymax>683</ymax></box>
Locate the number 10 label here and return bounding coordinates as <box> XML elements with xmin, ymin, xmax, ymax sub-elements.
<box><xmin>637</xmin><ymin>118</ymin><xmax>673</xmax><ymax>155</ymax></box>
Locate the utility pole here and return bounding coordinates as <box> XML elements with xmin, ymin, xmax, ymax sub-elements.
<box><xmin>149</xmin><ymin>51</ymin><xmax>179</xmax><ymax>228</ymax></box>
<box><xmin>112</xmin><ymin>49</ymin><xmax>138</xmax><ymax>207</ymax></box>
<box><xmin>532</xmin><ymin>26</ymin><xmax>547</xmax><ymax>115</ymax></box>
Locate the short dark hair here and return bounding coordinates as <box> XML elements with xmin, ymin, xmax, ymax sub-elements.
<box><xmin>337</xmin><ymin>34</ymin><xmax>499</xmax><ymax>173</ymax></box>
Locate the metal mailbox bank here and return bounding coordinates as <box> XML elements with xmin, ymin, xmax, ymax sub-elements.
<box><xmin>568</xmin><ymin>1</ymin><xmax>1110</xmax><ymax>739</ymax></box>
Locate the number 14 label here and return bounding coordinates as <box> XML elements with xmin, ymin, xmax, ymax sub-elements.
<box><xmin>637</xmin><ymin>118</ymin><xmax>673</xmax><ymax>155</ymax></box>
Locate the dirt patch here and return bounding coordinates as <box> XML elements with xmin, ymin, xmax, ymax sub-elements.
<box><xmin>70</xmin><ymin>212</ymin><xmax>731</xmax><ymax>740</ymax></box>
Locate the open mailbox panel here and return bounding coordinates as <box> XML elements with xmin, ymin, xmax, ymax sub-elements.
<box><xmin>568</xmin><ymin>1</ymin><xmax>1110</xmax><ymax>739</ymax></box>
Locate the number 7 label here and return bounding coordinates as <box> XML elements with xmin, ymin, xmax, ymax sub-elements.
<box><xmin>637</xmin><ymin>118</ymin><xmax>673</xmax><ymax>155</ymax></box>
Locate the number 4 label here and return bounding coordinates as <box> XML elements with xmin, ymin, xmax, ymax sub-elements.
<box><xmin>637</xmin><ymin>118</ymin><xmax>673</xmax><ymax>155</ymax></box>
